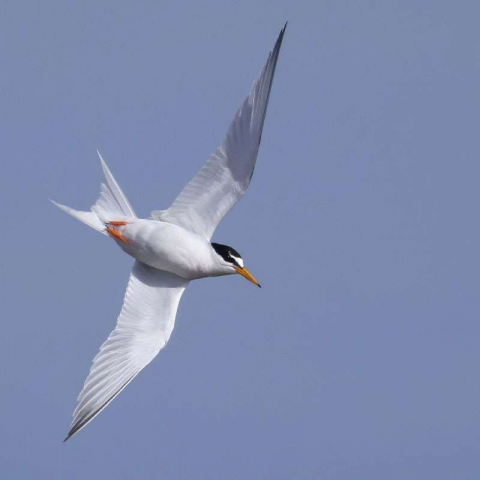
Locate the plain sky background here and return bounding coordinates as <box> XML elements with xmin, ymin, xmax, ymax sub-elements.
<box><xmin>1</xmin><ymin>1</ymin><xmax>480</xmax><ymax>478</ymax></box>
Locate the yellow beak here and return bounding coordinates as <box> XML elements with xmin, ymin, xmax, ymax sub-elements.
<box><xmin>235</xmin><ymin>266</ymin><xmax>261</xmax><ymax>288</ymax></box>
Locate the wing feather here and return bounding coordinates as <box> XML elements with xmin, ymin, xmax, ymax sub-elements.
<box><xmin>64</xmin><ymin>261</ymin><xmax>188</xmax><ymax>441</ymax></box>
<box><xmin>154</xmin><ymin>24</ymin><xmax>286</xmax><ymax>239</ymax></box>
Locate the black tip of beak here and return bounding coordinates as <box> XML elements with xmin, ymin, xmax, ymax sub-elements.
<box><xmin>258</xmin><ymin>284</ymin><xmax>262</xmax><ymax>288</ymax></box>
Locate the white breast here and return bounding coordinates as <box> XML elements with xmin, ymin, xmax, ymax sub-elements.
<box><xmin>115</xmin><ymin>219</ymin><xmax>217</xmax><ymax>279</ymax></box>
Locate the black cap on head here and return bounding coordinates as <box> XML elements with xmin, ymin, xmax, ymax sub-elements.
<box><xmin>211</xmin><ymin>243</ymin><xmax>243</xmax><ymax>267</ymax></box>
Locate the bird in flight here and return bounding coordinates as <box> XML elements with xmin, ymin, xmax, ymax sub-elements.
<box><xmin>53</xmin><ymin>24</ymin><xmax>286</xmax><ymax>441</ymax></box>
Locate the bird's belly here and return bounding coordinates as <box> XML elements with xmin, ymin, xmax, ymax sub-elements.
<box><xmin>115</xmin><ymin>220</ymin><xmax>212</xmax><ymax>279</ymax></box>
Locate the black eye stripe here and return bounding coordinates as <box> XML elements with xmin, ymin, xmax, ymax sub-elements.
<box><xmin>211</xmin><ymin>243</ymin><xmax>242</xmax><ymax>266</ymax></box>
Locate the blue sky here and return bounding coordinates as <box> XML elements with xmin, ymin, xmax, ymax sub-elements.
<box><xmin>2</xmin><ymin>1</ymin><xmax>480</xmax><ymax>478</ymax></box>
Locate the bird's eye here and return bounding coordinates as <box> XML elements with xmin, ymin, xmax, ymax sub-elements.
<box><xmin>227</xmin><ymin>252</ymin><xmax>243</xmax><ymax>268</ymax></box>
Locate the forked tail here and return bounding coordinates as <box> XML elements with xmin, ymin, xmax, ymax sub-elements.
<box><xmin>51</xmin><ymin>151</ymin><xmax>137</xmax><ymax>234</ymax></box>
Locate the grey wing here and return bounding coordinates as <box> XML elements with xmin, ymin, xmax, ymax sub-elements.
<box><xmin>153</xmin><ymin>24</ymin><xmax>286</xmax><ymax>239</ymax></box>
<box><xmin>65</xmin><ymin>261</ymin><xmax>189</xmax><ymax>441</ymax></box>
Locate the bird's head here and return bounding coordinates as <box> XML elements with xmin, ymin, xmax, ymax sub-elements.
<box><xmin>211</xmin><ymin>243</ymin><xmax>261</xmax><ymax>287</ymax></box>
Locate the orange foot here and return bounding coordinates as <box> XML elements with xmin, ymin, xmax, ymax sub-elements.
<box><xmin>108</xmin><ymin>221</ymin><xmax>129</xmax><ymax>226</ymax></box>
<box><xmin>106</xmin><ymin>226</ymin><xmax>129</xmax><ymax>245</ymax></box>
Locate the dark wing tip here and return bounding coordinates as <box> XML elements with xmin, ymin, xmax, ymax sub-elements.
<box><xmin>274</xmin><ymin>23</ymin><xmax>287</xmax><ymax>54</ymax></box>
<box><xmin>62</xmin><ymin>373</ymin><xmax>138</xmax><ymax>442</ymax></box>
<box><xmin>63</xmin><ymin>427</ymin><xmax>76</xmax><ymax>442</ymax></box>
<box><xmin>63</xmin><ymin>418</ymin><xmax>87</xmax><ymax>443</ymax></box>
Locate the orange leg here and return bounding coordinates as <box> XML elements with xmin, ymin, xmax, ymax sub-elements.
<box><xmin>106</xmin><ymin>227</ymin><xmax>129</xmax><ymax>245</ymax></box>
<box><xmin>108</xmin><ymin>221</ymin><xmax>128</xmax><ymax>226</ymax></box>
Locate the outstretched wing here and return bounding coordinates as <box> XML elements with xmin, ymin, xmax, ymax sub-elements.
<box><xmin>65</xmin><ymin>261</ymin><xmax>189</xmax><ymax>441</ymax></box>
<box><xmin>153</xmin><ymin>24</ymin><xmax>286</xmax><ymax>239</ymax></box>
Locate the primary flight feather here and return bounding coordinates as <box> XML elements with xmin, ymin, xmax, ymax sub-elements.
<box><xmin>54</xmin><ymin>24</ymin><xmax>286</xmax><ymax>441</ymax></box>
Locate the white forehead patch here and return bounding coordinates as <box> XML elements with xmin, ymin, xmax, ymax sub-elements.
<box><xmin>230</xmin><ymin>254</ymin><xmax>244</xmax><ymax>268</ymax></box>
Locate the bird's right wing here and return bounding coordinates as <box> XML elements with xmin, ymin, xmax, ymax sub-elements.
<box><xmin>152</xmin><ymin>24</ymin><xmax>286</xmax><ymax>239</ymax></box>
<box><xmin>65</xmin><ymin>261</ymin><xmax>189</xmax><ymax>441</ymax></box>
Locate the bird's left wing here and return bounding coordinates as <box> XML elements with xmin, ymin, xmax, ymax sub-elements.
<box><xmin>152</xmin><ymin>24</ymin><xmax>286</xmax><ymax>239</ymax></box>
<box><xmin>65</xmin><ymin>261</ymin><xmax>189</xmax><ymax>441</ymax></box>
